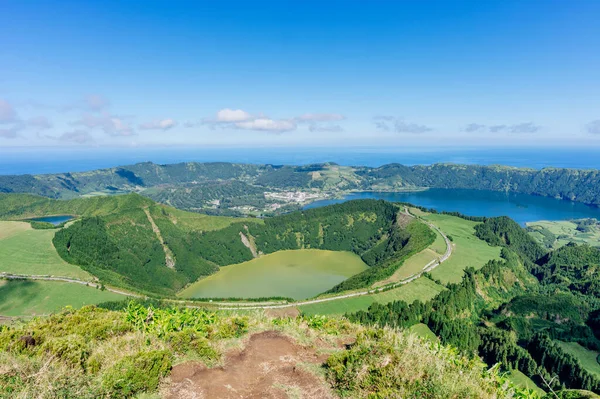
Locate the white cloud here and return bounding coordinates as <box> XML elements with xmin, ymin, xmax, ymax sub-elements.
<box><xmin>27</xmin><ymin>116</ymin><xmax>53</xmax><ymax>130</ymax></box>
<box><xmin>0</xmin><ymin>99</ymin><xmax>17</xmax><ymax>124</ymax></box>
<box><xmin>585</xmin><ymin>120</ymin><xmax>600</xmax><ymax>135</ymax></box>
<box><xmin>139</xmin><ymin>118</ymin><xmax>177</xmax><ymax>131</ymax></box>
<box><xmin>235</xmin><ymin>118</ymin><xmax>296</xmax><ymax>132</ymax></box>
<box><xmin>57</xmin><ymin>130</ymin><xmax>95</xmax><ymax>144</ymax></box>
<box><xmin>373</xmin><ymin>116</ymin><xmax>432</xmax><ymax>134</ymax></box>
<box><xmin>72</xmin><ymin>113</ymin><xmax>134</xmax><ymax>136</ymax></box>
<box><xmin>85</xmin><ymin>94</ymin><xmax>110</xmax><ymax>111</ymax></box>
<box><xmin>309</xmin><ymin>124</ymin><xmax>344</xmax><ymax>132</ymax></box>
<box><xmin>0</xmin><ymin>125</ymin><xmax>22</xmax><ymax>139</ymax></box>
<box><xmin>216</xmin><ymin>108</ymin><xmax>252</xmax><ymax>122</ymax></box>
<box><xmin>296</xmin><ymin>113</ymin><xmax>345</xmax><ymax>122</ymax></box>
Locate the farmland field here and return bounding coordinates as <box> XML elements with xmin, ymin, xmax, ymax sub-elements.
<box><xmin>0</xmin><ymin>280</ymin><xmax>125</xmax><ymax>317</ymax></box>
<box><xmin>179</xmin><ymin>249</ymin><xmax>369</xmax><ymax>300</ymax></box>
<box><xmin>418</xmin><ymin>212</ymin><xmax>502</xmax><ymax>284</ymax></box>
<box><xmin>556</xmin><ymin>341</ymin><xmax>600</xmax><ymax>377</ymax></box>
<box><xmin>299</xmin><ymin>276</ymin><xmax>444</xmax><ymax>316</ymax></box>
<box><xmin>0</xmin><ymin>221</ymin><xmax>92</xmax><ymax>280</ymax></box>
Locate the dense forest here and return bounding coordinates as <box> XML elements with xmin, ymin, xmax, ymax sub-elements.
<box><xmin>17</xmin><ymin>194</ymin><xmax>434</xmax><ymax>296</ymax></box>
<box><xmin>350</xmin><ymin>215</ymin><xmax>600</xmax><ymax>394</ymax></box>
<box><xmin>3</xmin><ymin>162</ymin><xmax>600</xmax><ymax>212</ymax></box>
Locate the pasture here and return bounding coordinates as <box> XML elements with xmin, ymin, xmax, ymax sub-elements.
<box><xmin>408</xmin><ymin>323</ymin><xmax>439</xmax><ymax>342</ymax></box>
<box><xmin>0</xmin><ymin>280</ymin><xmax>124</xmax><ymax>317</ymax></box>
<box><xmin>507</xmin><ymin>370</ymin><xmax>545</xmax><ymax>396</ymax></box>
<box><xmin>375</xmin><ymin>248</ymin><xmax>440</xmax><ymax>286</ymax></box>
<box><xmin>299</xmin><ymin>276</ymin><xmax>445</xmax><ymax>316</ymax></box>
<box><xmin>0</xmin><ymin>221</ymin><xmax>92</xmax><ymax>280</ymax></box>
<box><xmin>418</xmin><ymin>213</ymin><xmax>502</xmax><ymax>284</ymax></box>
<box><xmin>527</xmin><ymin>220</ymin><xmax>600</xmax><ymax>249</ymax></box>
<box><xmin>556</xmin><ymin>341</ymin><xmax>600</xmax><ymax>377</ymax></box>
<box><xmin>161</xmin><ymin>206</ymin><xmax>263</xmax><ymax>232</ymax></box>
<box><xmin>179</xmin><ymin>249</ymin><xmax>369</xmax><ymax>300</ymax></box>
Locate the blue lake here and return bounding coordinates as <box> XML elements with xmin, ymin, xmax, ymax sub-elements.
<box><xmin>304</xmin><ymin>189</ymin><xmax>600</xmax><ymax>226</ymax></box>
<box><xmin>28</xmin><ymin>215</ymin><xmax>74</xmax><ymax>226</ymax></box>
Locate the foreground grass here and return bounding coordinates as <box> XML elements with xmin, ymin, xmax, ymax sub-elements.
<box><xmin>419</xmin><ymin>213</ymin><xmax>502</xmax><ymax>284</ymax></box>
<box><xmin>0</xmin><ymin>280</ymin><xmax>125</xmax><ymax>317</ymax></box>
<box><xmin>0</xmin><ymin>304</ymin><xmax>535</xmax><ymax>399</ymax></box>
<box><xmin>556</xmin><ymin>341</ymin><xmax>600</xmax><ymax>377</ymax></box>
<box><xmin>0</xmin><ymin>221</ymin><xmax>92</xmax><ymax>280</ymax></box>
<box><xmin>299</xmin><ymin>276</ymin><xmax>445</xmax><ymax>316</ymax></box>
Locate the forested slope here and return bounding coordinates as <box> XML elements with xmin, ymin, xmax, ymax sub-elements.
<box><xmin>351</xmin><ymin>215</ymin><xmax>600</xmax><ymax>393</ymax></box>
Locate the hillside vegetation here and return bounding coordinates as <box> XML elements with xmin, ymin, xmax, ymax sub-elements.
<box><xmin>3</xmin><ymin>162</ymin><xmax>600</xmax><ymax>216</ymax></box>
<box><xmin>0</xmin><ymin>303</ymin><xmax>546</xmax><ymax>399</ymax></box>
<box><xmin>0</xmin><ymin>193</ymin><xmax>433</xmax><ymax>297</ymax></box>
<box><xmin>351</xmin><ymin>216</ymin><xmax>600</xmax><ymax>394</ymax></box>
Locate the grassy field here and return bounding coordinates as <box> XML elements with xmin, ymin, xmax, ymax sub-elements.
<box><xmin>418</xmin><ymin>212</ymin><xmax>502</xmax><ymax>284</ymax></box>
<box><xmin>408</xmin><ymin>323</ymin><xmax>439</xmax><ymax>342</ymax></box>
<box><xmin>0</xmin><ymin>221</ymin><xmax>92</xmax><ymax>280</ymax></box>
<box><xmin>375</xmin><ymin>248</ymin><xmax>440</xmax><ymax>286</ymax></box>
<box><xmin>0</xmin><ymin>280</ymin><xmax>125</xmax><ymax>317</ymax></box>
<box><xmin>299</xmin><ymin>276</ymin><xmax>445</xmax><ymax>316</ymax></box>
<box><xmin>162</xmin><ymin>206</ymin><xmax>263</xmax><ymax>232</ymax></box>
<box><xmin>527</xmin><ymin>220</ymin><xmax>600</xmax><ymax>249</ymax></box>
<box><xmin>507</xmin><ymin>370</ymin><xmax>545</xmax><ymax>396</ymax></box>
<box><xmin>430</xmin><ymin>227</ymin><xmax>448</xmax><ymax>254</ymax></box>
<box><xmin>179</xmin><ymin>249</ymin><xmax>369</xmax><ymax>300</ymax></box>
<box><xmin>556</xmin><ymin>341</ymin><xmax>600</xmax><ymax>377</ymax></box>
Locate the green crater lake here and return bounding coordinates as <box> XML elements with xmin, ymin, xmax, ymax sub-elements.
<box><xmin>179</xmin><ymin>249</ymin><xmax>368</xmax><ymax>300</ymax></box>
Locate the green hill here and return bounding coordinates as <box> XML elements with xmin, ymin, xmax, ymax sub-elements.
<box><xmin>0</xmin><ymin>304</ymin><xmax>542</xmax><ymax>399</ymax></box>
<box><xmin>0</xmin><ymin>193</ymin><xmax>434</xmax><ymax>297</ymax></box>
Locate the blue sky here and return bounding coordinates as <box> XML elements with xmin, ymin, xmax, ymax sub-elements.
<box><xmin>1</xmin><ymin>0</ymin><xmax>600</xmax><ymax>149</ymax></box>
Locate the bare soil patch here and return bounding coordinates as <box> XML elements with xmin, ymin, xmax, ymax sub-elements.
<box><xmin>265</xmin><ymin>307</ymin><xmax>300</xmax><ymax>319</ymax></box>
<box><xmin>165</xmin><ymin>331</ymin><xmax>334</xmax><ymax>399</ymax></box>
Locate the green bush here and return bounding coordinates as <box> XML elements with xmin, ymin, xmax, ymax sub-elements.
<box><xmin>40</xmin><ymin>335</ymin><xmax>89</xmax><ymax>369</ymax></box>
<box><xmin>165</xmin><ymin>330</ymin><xmax>219</xmax><ymax>361</ymax></box>
<box><xmin>101</xmin><ymin>350</ymin><xmax>172</xmax><ymax>398</ymax></box>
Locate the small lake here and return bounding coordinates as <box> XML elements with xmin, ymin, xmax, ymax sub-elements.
<box><xmin>179</xmin><ymin>249</ymin><xmax>368</xmax><ymax>300</ymax></box>
<box><xmin>304</xmin><ymin>189</ymin><xmax>600</xmax><ymax>226</ymax></box>
<box><xmin>28</xmin><ymin>215</ymin><xmax>74</xmax><ymax>226</ymax></box>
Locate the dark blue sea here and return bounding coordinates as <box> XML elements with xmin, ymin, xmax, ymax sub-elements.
<box><xmin>1</xmin><ymin>146</ymin><xmax>600</xmax><ymax>175</ymax></box>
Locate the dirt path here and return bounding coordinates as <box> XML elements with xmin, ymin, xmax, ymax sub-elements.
<box><xmin>143</xmin><ymin>207</ymin><xmax>176</xmax><ymax>269</ymax></box>
<box><xmin>165</xmin><ymin>331</ymin><xmax>334</xmax><ymax>399</ymax></box>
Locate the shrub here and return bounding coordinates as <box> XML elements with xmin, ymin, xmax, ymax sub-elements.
<box><xmin>101</xmin><ymin>349</ymin><xmax>172</xmax><ymax>398</ymax></box>
<box><xmin>165</xmin><ymin>330</ymin><xmax>219</xmax><ymax>362</ymax></box>
<box><xmin>40</xmin><ymin>335</ymin><xmax>90</xmax><ymax>369</ymax></box>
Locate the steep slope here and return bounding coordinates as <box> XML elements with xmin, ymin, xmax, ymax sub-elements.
<box><xmin>0</xmin><ymin>304</ymin><xmax>542</xmax><ymax>399</ymax></box>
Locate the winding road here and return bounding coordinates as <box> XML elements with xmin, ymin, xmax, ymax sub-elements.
<box><xmin>1</xmin><ymin>209</ymin><xmax>453</xmax><ymax>312</ymax></box>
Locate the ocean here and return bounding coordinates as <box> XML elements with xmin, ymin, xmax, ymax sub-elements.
<box><xmin>1</xmin><ymin>146</ymin><xmax>599</xmax><ymax>175</ymax></box>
